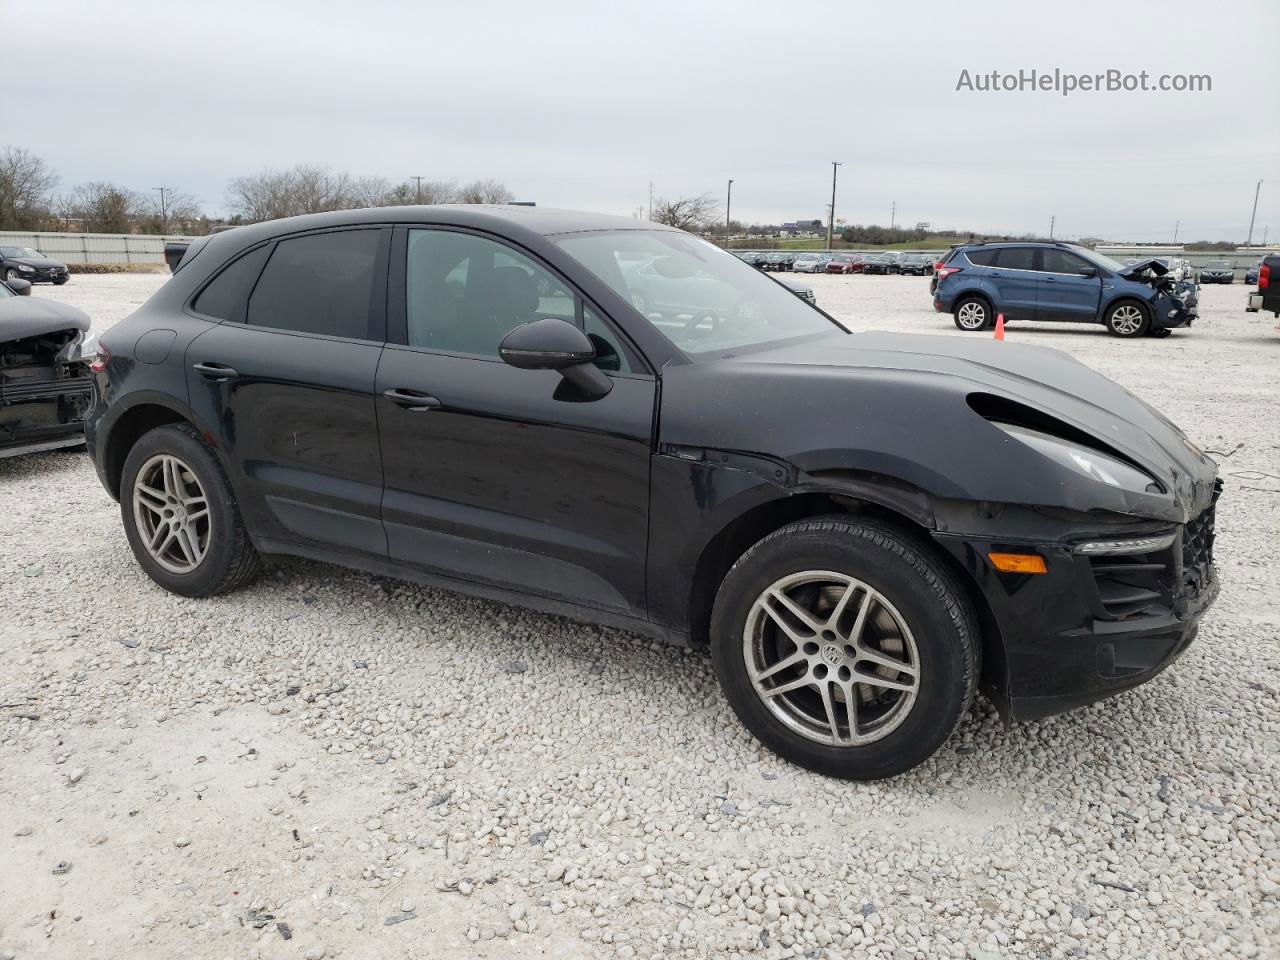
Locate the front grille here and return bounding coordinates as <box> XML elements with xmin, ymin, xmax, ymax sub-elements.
<box><xmin>1181</xmin><ymin>501</ymin><xmax>1216</xmax><ymax>596</ymax></box>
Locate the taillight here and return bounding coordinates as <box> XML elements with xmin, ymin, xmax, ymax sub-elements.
<box><xmin>1260</xmin><ymin>263</ymin><xmax>1271</xmax><ymax>289</ymax></box>
<box><xmin>89</xmin><ymin>343</ymin><xmax>111</xmax><ymax>373</ymax></box>
<box><xmin>936</xmin><ymin>266</ymin><xmax>963</xmax><ymax>280</ymax></box>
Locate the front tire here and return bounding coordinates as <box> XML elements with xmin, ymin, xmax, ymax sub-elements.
<box><xmin>120</xmin><ymin>424</ymin><xmax>260</xmax><ymax>597</ymax></box>
<box><xmin>953</xmin><ymin>296</ymin><xmax>992</xmax><ymax>331</ymax></box>
<box><xmin>710</xmin><ymin>516</ymin><xmax>979</xmax><ymax>780</ymax></box>
<box><xmin>5</xmin><ymin>268</ymin><xmax>20</xmax><ymax>282</ymax></box>
<box><xmin>1104</xmin><ymin>301</ymin><xmax>1149</xmax><ymax>338</ymax></box>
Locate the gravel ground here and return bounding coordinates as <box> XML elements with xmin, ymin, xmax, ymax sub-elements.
<box><xmin>2</xmin><ymin>273</ymin><xmax>1277</xmax><ymax>960</ymax></box>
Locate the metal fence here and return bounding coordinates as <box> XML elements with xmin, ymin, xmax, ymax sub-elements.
<box><xmin>0</xmin><ymin>231</ymin><xmax>197</xmax><ymax>265</ymax></box>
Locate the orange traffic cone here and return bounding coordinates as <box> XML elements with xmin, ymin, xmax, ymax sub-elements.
<box><xmin>994</xmin><ymin>313</ymin><xmax>1005</xmax><ymax>341</ymax></box>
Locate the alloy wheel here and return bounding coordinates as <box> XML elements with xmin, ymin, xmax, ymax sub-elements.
<box><xmin>742</xmin><ymin>571</ymin><xmax>920</xmax><ymax>746</ymax></box>
<box><xmin>956</xmin><ymin>302</ymin><xmax>986</xmax><ymax>329</ymax></box>
<box><xmin>132</xmin><ymin>454</ymin><xmax>211</xmax><ymax>574</ymax></box>
<box><xmin>1110</xmin><ymin>304</ymin><xmax>1144</xmax><ymax>335</ymax></box>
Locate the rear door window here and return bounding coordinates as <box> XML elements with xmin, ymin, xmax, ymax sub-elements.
<box><xmin>246</xmin><ymin>230</ymin><xmax>383</xmax><ymax>339</ymax></box>
<box><xmin>994</xmin><ymin>247</ymin><xmax>1038</xmax><ymax>271</ymax></box>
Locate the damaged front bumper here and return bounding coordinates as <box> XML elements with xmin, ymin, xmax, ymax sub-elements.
<box><xmin>933</xmin><ymin>486</ymin><xmax>1220</xmax><ymax>722</ymax></box>
<box><xmin>1</xmin><ymin>330</ymin><xmax>96</xmax><ymax>458</ymax></box>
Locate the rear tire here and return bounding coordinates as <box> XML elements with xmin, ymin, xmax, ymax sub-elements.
<box><xmin>1104</xmin><ymin>300</ymin><xmax>1149</xmax><ymax>338</ymax></box>
<box><xmin>710</xmin><ymin>516</ymin><xmax>979</xmax><ymax>780</ymax></box>
<box><xmin>953</xmin><ymin>296</ymin><xmax>992</xmax><ymax>331</ymax></box>
<box><xmin>120</xmin><ymin>424</ymin><xmax>260</xmax><ymax>597</ymax></box>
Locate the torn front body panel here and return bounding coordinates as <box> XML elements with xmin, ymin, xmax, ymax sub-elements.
<box><xmin>1</xmin><ymin>298</ymin><xmax>95</xmax><ymax>457</ymax></box>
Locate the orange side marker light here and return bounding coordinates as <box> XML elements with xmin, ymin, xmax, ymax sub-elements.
<box><xmin>987</xmin><ymin>552</ymin><xmax>1047</xmax><ymax>574</ymax></box>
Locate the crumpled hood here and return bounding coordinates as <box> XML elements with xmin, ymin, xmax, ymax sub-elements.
<box><xmin>660</xmin><ymin>331</ymin><xmax>1218</xmax><ymax>524</ymax></box>
<box><xmin>0</xmin><ymin>296</ymin><xmax>90</xmax><ymax>342</ymax></box>
<box><xmin>1117</xmin><ymin>258</ymin><xmax>1169</xmax><ymax>279</ymax></box>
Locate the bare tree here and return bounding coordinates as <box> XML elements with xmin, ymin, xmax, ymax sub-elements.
<box><xmin>350</xmin><ymin>175</ymin><xmax>395</xmax><ymax>208</ymax></box>
<box><xmin>456</xmin><ymin>178</ymin><xmax>514</xmax><ymax>204</ymax></box>
<box><xmin>0</xmin><ymin>146</ymin><xmax>58</xmax><ymax>230</ymax></box>
<box><xmin>288</xmin><ymin>165</ymin><xmax>354</xmax><ymax>215</ymax></box>
<box><xmin>138</xmin><ymin>189</ymin><xmax>206</xmax><ymax>234</ymax></box>
<box><xmin>63</xmin><ymin>182</ymin><xmax>144</xmax><ymax>234</ymax></box>
<box><xmin>226</xmin><ymin>165</ymin><xmax>353</xmax><ymax>221</ymax></box>
<box><xmin>653</xmin><ymin>194</ymin><xmax>719</xmax><ymax>232</ymax></box>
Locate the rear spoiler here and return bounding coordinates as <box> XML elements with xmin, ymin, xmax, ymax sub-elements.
<box><xmin>164</xmin><ymin>226</ymin><xmax>237</xmax><ymax>274</ymax></box>
<box><xmin>163</xmin><ymin>240</ymin><xmax>192</xmax><ymax>274</ymax></box>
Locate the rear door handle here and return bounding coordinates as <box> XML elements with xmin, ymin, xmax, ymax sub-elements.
<box><xmin>383</xmin><ymin>388</ymin><xmax>442</xmax><ymax>410</ymax></box>
<box><xmin>192</xmin><ymin>361</ymin><xmax>239</xmax><ymax>381</ymax></box>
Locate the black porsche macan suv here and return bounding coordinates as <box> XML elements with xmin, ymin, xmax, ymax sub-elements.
<box><xmin>86</xmin><ymin>206</ymin><xmax>1220</xmax><ymax>780</ymax></box>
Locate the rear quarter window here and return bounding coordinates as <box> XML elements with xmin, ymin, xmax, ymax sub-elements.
<box><xmin>191</xmin><ymin>245</ymin><xmax>271</xmax><ymax>322</ymax></box>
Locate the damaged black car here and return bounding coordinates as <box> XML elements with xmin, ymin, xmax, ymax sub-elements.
<box><xmin>85</xmin><ymin>207</ymin><xmax>1220</xmax><ymax>780</ymax></box>
<box><xmin>1</xmin><ymin>278</ymin><xmax>100</xmax><ymax>458</ymax></box>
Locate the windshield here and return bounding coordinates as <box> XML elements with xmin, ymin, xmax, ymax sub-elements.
<box><xmin>555</xmin><ymin>230</ymin><xmax>842</xmax><ymax>357</ymax></box>
<box><xmin>1206</xmin><ymin>260</ymin><xmax>1231</xmax><ymax>269</ymax></box>
<box><xmin>1</xmin><ymin>246</ymin><xmax>43</xmax><ymax>258</ymax></box>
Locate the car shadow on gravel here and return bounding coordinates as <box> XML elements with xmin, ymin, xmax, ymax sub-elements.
<box><xmin>0</xmin><ymin>448</ymin><xmax>89</xmax><ymax>482</ymax></box>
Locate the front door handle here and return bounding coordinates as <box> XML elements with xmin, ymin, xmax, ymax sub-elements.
<box><xmin>193</xmin><ymin>361</ymin><xmax>239</xmax><ymax>382</ymax></box>
<box><xmin>989</xmin><ymin>272</ymin><xmax>1002</xmax><ymax>277</ymax></box>
<box><xmin>383</xmin><ymin>388</ymin><xmax>442</xmax><ymax>410</ymax></box>
<box><xmin>1044</xmin><ymin>277</ymin><xmax>1058</xmax><ymax>283</ymax></box>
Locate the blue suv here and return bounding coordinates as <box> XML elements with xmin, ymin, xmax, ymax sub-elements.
<box><xmin>932</xmin><ymin>242</ymin><xmax>1197</xmax><ymax>338</ymax></box>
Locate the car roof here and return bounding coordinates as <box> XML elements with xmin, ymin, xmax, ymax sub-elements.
<box><xmin>208</xmin><ymin>204</ymin><xmax>675</xmax><ymax>249</ymax></box>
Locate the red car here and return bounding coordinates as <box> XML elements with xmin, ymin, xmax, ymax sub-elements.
<box><xmin>824</xmin><ymin>254</ymin><xmax>863</xmax><ymax>274</ymax></box>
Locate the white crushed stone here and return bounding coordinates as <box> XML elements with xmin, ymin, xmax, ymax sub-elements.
<box><xmin>0</xmin><ymin>273</ymin><xmax>1276</xmax><ymax>958</ymax></box>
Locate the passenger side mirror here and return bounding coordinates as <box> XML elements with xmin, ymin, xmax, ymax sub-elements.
<box><xmin>1078</xmin><ymin>266</ymin><xmax>1097</xmax><ymax>278</ymax></box>
<box><xmin>6</xmin><ymin>277</ymin><xmax>32</xmax><ymax>296</ymax></box>
<box><xmin>499</xmin><ymin>318</ymin><xmax>612</xmax><ymax>398</ymax></box>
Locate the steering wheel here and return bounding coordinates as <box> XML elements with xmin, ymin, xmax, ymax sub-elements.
<box><xmin>682</xmin><ymin>309</ymin><xmax>723</xmax><ymax>338</ymax></box>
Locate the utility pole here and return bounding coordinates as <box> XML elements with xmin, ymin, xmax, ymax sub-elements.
<box><xmin>1246</xmin><ymin>179</ymin><xmax>1263</xmax><ymax>246</ymax></box>
<box><xmin>648</xmin><ymin>182</ymin><xmax>654</xmax><ymax>221</ymax></box>
<box><xmin>1173</xmin><ymin>220</ymin><xmax>1180</xmax><ymax>243</ymax></box>
<box><xmin>725</xmin><ymin>179</ymin><xmax>734</xmax><ymax>249</ymax></box>
<box><xmin>152</xmin><ymin>186</ymin><xmax>169</xmax><ymax>233</ymax></box>
<box><xmin>1049</xmin><ymin>215</ymin><xmax>1055</xmax><ymax>240</ymax></box>
<box><xmin>826</xmin><ymin>162</ymin><xmax>841</xmax><ymax>249</ymax></box>
<box><xmin>411</xmin><ymin>176</ymin><xmax>424</xmax><ymax>203</ymax></box>
<box><xmin>889</xmin><ymin>200</ymin><xmax>896</xmax><ymax>231</ymax></box>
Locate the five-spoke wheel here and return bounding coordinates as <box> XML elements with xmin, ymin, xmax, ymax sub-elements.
<box><xmin>744</xmin><ymin>571</ymin><xmax>919</xmax><ymax>746</ymax></box>
<box><xmin>132</xmin><ymin>454</ymin><xmax>210</xmax><ymax>574</ymax></box>
<box><xmin>120</xmin><ymin>424</ymin><xmax>259</xmax><ymax>597</ymax></box>
<box><xmin>711</xmin><ymin>516</ymin><xmax>978</xmax><ymax>780</ymax></box>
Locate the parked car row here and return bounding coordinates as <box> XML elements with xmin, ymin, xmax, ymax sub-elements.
<box><xmin>738</xmin><ymin>251</ymin><xmax>940</xmax><ymax>276</ymax></box>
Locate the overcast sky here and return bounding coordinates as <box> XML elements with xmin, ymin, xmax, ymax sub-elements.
<box><xmin>7</xmin><ymin>0</ymin><xmax>1278</xmax><ymax>241</ymax></box>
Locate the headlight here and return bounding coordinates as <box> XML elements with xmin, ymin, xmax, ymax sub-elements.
<box><xmin>18</xmin><ymin>264</ymin><xmax>34</xmax><ymax>272</ymax></box>
<box><xmin>995</xmin><ymin>423</ymin><xmax>1161</xmax><ymax>493</ymax></box>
